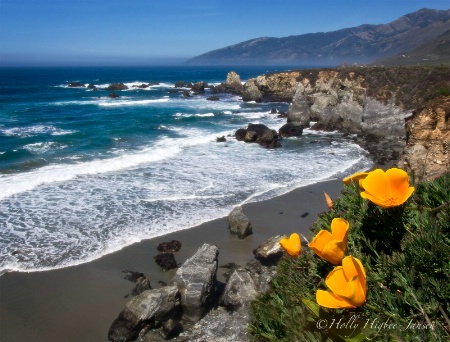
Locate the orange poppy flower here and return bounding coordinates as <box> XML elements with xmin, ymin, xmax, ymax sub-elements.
<box><xmin>279</xmin><ymin>233</ymin><xmax>301</xmax><ymax>257</ymax></box>
<box><xmin>308</xmin><ymin>218</ymin><xmax>349</xmax><ymax>265</ymax></box>
<box><xmin>316</xmin><ymin>256</ymin><xmax>366</xmax><ymax>308</ymax></box>
<box><xmin>342</xmin><ymin>171</ymin><xmax>369</xmax><ymax>185</ymax></box>
<box><xmin>360</xmin><ymin>168</ymin><xmax>414</xmax><ymax>208</ymax></box>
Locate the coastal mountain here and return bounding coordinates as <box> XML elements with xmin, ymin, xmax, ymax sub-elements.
<box><xmin>186</xmin><ymin>8</ymin><xmax>450</xmax><ymax>66</ymax></box>
<box><xmin>372</xmin><ymin>29</ymin><xmax>450</xmax><ymax>66</ymax></box>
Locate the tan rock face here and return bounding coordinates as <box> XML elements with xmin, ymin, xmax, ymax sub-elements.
<box><xmin>398</xmin><ymin>96</ymin><xmax>450</xmax><ymax>182</ymax></box>
<box><xmin>226</xmin><ymin>71</ymin><xmax>241</xmax><ymax>86</ymax></box>
<box><xmin>252</xmin><ymin>71</ymin><xmax>300</xmax><ymax>101</ymax></box>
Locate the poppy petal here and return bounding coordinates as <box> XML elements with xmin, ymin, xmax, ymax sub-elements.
<box><xmin>386</xmin><ymin>168</ymin><xmax>410</xmax><ymax>197</ymax></box>
<box><xmin>361</xmin><ymin>169</ymin><xmax>391</xmax><ymax>203</ymax></box>
<box><xmin>321</xmin><ymin>240</ymin><xmax>346</xmax><ymax>265</ymax></box>
<box><xmin>325</xmin><ymin>266</ymin><xmax>348</xmax><ymax>293</ymax></box>
<box><xmin>280</xmin><ymin>233</ymin><xmax>301</xmax><ymax>257</ymax></box>
<box><xmin>316</xmin><ymin>290</ymin><xmax>355</xmax><ymax>309</ymax></box>
<box><xmin>342</xmin><ymin>256</ymin><xmax>366</xmax><ymax>297</ymax></box>
<box><xmin>308</xmin><ymin>230</ymin><xmax>333</xmax><ymax>253</ymax></box>
<box><xmin>338</xmin><ymin>276</ymin><xmax>366</xmax><ymax>307</ymax></box>
<box><xmin>342</xmin><ymin>172</ymin><xmax>369</xmax><ymax>185</ymax></box>
<box><xmin>330</xmin><ymin>218</ymin><xmax>349</xmax><ymax>241</ymax></box>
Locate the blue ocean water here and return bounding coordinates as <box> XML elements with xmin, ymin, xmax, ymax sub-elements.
<box><xmin>0</xmin><ymin>66</ymin><xmax>372</xmax><ymax>274</ymax></box>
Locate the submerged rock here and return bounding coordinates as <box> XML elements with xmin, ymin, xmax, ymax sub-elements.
<box><xmin>68</xmin><ymin>82</ymin><xmax>85</xmax><ymax>87</ymax></box>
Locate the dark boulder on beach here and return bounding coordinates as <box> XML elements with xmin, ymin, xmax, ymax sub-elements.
<box><xmin>107</xmin><ymin>83</ymin><xmax>128</xmax><ymax>91</ymax></box>
<box><xmin>206</xmin><ymin>95</ymin><xmax>220</xmax><ymax>101</ymax></box>
<box><xmin>68</xmin><ymin>82</ymin><xmax>85</xmax><ymax>88</ymax></box>
<box><xmin>154</xmin><ymin>253</ymin><xmax>178</xmax><ymax>271</ymax></box>
<box><xmin>157</xmin><ymin>240</ymin><xmax>182</xmax><ymax>253</ymax></box>
<box><xmin>228</xmin><ymin>206</ymin><xmax>252</xmax><ymax>239</ymax></box>
<box><xmin>216</xmin><ymin>136</ymin><xmax>226</xmax><ymax>142</ymax></box>
<box><xmin>278</xmin><ymin>123</ymin><xmax>304</xmax><ymax>138</ymax></box>
<box><xmin>108</xmin><ymin>286</ymin><xmax>181</xmax><ymax>342</ymax></box>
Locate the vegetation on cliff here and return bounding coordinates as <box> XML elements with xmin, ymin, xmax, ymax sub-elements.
<box><xmin>250</xmin><ymin>171</ymin><xmax>450</xmax><ymax>341</ymax></box>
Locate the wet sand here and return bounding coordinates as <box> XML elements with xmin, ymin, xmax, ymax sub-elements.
<box><xmin>0</xmin><ymin>179</ymin><xmax>342</xmax><ymax>342</ymax></box>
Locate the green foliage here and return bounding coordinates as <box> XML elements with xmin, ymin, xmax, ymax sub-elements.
<box><xmin>250</xmin><ymin>173</ymin><xmax>450</xmax><ymax>341</ymax></box>
<box><xmin>437</xmin><ymin>87</ymin><xmax>450</xmax><ymax>97</ymax></box>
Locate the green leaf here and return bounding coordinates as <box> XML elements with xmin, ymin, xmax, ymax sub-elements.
<box><xmin>302</xmin><ymin>298</ymin><xmax>320</xmax><ymax>317</ymax></box>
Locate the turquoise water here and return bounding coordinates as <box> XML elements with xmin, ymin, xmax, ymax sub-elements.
<box><xmin>0</xmin><ymin>66</ymin><xmax>372</xmax><ymax>274</ymax></box>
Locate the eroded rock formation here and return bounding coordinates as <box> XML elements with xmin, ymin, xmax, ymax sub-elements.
<box><xmin>399</xmin><ymin>96</ymin><xmax>450</xmax><ymax>182</ymax></box>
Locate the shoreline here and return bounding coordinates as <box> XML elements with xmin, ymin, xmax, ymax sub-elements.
<box><xmin>0</xmin><ymin>178</ymin><xmax>343</xmax><ymax>342</ymax></box>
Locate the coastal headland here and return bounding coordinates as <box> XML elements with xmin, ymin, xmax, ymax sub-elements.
<box><xmin>0</xmin><ymin>65</ymin><xmax>449</xmax><ymax>341</ymax></box>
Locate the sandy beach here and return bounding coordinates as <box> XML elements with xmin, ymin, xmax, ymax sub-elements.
<box><xmin>0</xmin><ymin>179</ymin><xmax>342</xmax><ymax>342</ymax></box>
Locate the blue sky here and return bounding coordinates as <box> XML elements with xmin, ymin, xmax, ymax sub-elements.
<box><xmin>0</xmin><ymin>0</ymin><xmax>449</xmax><ymax>66</ymax></box>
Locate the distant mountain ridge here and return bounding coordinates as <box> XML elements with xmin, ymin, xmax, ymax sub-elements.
<box><xmin>186</xmin><ymin>8</ymin><xmax>450</xmax><ymax>66</ymax></box>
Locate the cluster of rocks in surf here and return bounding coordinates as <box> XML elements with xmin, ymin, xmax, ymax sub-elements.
<box><xmin>68</xmin><ymin>66</ymin><xmax>450</xmax><ymax>180</ymax></box>
<box><xmin>211</xmin><ymin>69</ymin><xmax>449</xmax><ymax>179</ymax></box>
<box><xmin>108</xmin><ymin>206</ymin><xmax>284</xmax><ymax>342</ymax></box>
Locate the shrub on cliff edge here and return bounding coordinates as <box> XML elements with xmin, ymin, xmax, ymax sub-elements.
<box><xmin>250</xmin><ymin>172</ymin><xmax>450</xmax><ymax>341</ymax></box>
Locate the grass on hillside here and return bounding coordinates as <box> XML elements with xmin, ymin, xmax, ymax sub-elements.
<box><xmin>250</xmin><ymin>172</ymin><xmax>450</xmax><ymax>341</ymax></box>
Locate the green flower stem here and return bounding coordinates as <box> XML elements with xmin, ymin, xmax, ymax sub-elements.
<box><xmin>405</xmin><ymin>200</ymin><xmax>450</xmax><ymax>213</ymax></box>
<box><xmin>365</xmin><ymin>303</ymin><xmax>407</xmax><ymax>324</ymax></box>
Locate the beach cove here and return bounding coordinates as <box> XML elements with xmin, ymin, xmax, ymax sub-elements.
<box><xmin>0</xmin><ymin>179</ymin><xmax>343</xmax><ymax>341</ymax></box>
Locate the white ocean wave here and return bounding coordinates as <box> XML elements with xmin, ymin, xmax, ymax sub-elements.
<box><xmin>0</xmin><ymin>125</ymin><xmax>76</xmax><ymax>138</ymax></box>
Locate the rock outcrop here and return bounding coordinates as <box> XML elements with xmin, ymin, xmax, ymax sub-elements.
<box><xmin>108</xmin><ymin>286</ymin><xmax>180</xmax><ymax>342</ymax></box>
<box><xmin>235</xmin><ymin>123</ymin><xmax>282</xmax><ymax>149</ymax></box>
<box><xmin>212</xmin><ymin>71</ymin><xmax>243</xmax><ymax>94</ymax></box>
<box><xmin>242</xmin><ymin>79</ymin><xmax>262</xmax><ymax>102</ymax></box>
<box><xmin>398</xmin><ymin>96</ymin><xmax>450</xmax><ymax>182</ymax></box>
<box><xmin>242</xmin><ymin>71</ymin><xmax>300</xmax><ymax>102</ymax></box>
<box><xmin>221</xmin><ymin>268</ymin><xmax>258</xmax><ymax>309</ymax></box>
<box><xmin>278</xmin><ymin>123</ymin><xmax>303</xmax><ymax>138</ymax></box>
<box><xmin>227</xmin><ymin>206</ymin><xmax>253</xmax><ymax>239</ymax></box>
<box><xmin>109</xmin><ymin>236</ymin><xmax>283</xmax><ymax>341</ymax></box>
<box><xmin>172</xmin><ymin>244</ymin><xmax>219</xmax><ymax>322</ymax></box>
<box><xmin>107</xmin><ymin>83</ymin><xmax>128</xmax><ymax>91</ymax></box>
<box><xmin>252</xmin><ymin>235</ymin><xmax>283</xmax><ymax>266</ymax></box>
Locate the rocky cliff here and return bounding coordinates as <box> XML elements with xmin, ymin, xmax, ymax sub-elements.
<box><xmin>238</xmin><ymin>65</ymin><xmax>450</xmax><ymax>179</ymax></box>
<box><xmin>399</xmin><ymin>96</ymin><xmax>450</xmax><ymax>181</ymax></box>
